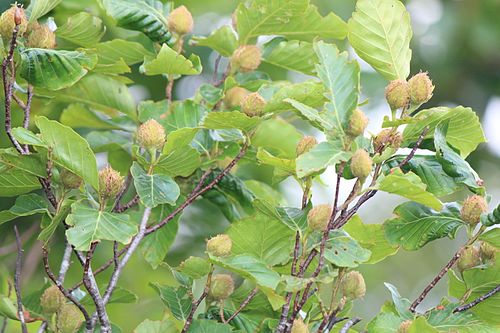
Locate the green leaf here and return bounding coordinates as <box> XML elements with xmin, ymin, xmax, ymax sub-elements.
<box><xmin>192</xmin><ymin>25</ymin><xmax>237</xmax><ymax>57</ymax></box>
<box><xmin>0</xmin><ymin>193</ymin><xmax>48</xmax><ymax>225</ymax></box>
<box><xmin>0</xmin><ymin>294</ymin><xmax>18</xmax><ymax>320</ymax></box>
<box><xmin>296</xmin><ymin>140</ymin><xmax>352</xmax><ymax>178</ymax></box>
<box><xmin>56</xmin><ymin>12</ymin><xmax>106</xmax><ymax>47</ymax></box>
<box><xmin>131</xmin><ymin>163</ymin><xmax>180</xmax><ymax>208</ymax></box>
<box><xmin>481</xmin><ymin>203</ymin><xmax>500</xmax><ymax>227</ymax></box>
<box><xmin>426</xmin><ymin>302</ymin><xmax>497</xmax><ymax>333</ymax></box>
<box><xmin>59</xmin><ymin>104</ymin><xmax>130</xmax><ymax>131</ymax></box>
<box><xmin>102</xmin><ymin>0</ymin><xmax>173</xmax><ymax>44</ymax></box>
<box><xmin>0</xmin><ymin>148</ymin><xmax>46</xmax><ymax>178</ymax></box>
<box><xmin>384</xmin><ymin>283</ymin><xmax>413</xmax><ymax>320</ymax></box>
<box><xmin>36</xmin><ymin>116</ymin><xmax>99</xmax><ymax>189</ymax></box>
<box><xmin>374</xmin><ymin>168</ymin><xmax>443</xmax><ymax>210</ymax></box>
<box><xmin>92</xmin><ymin>40</ymin><xmax>155</xmax><ymax>66</ymax></box>
<box><xmin>264</xmin><ymin>82</ymin><xmax>325</xmax><ymax>114</ymax></box>
<box><xmin>188</xmin><ymin>320</ymin><xmax>233</xmax><ymax>333</ymax></box>
<box><xmin>314</xmin><ymin>41</ymin><xmax>360</xmax><ymax>143</ymax></box>
<box><xmin>19</xmin><ymin>49</ymin><xmax>97</xmax><ymax>91</ymax></box>
<box><xmin>386</xmin><ymin>155</ymin><xmax>460</xmax><ymax>197</ymax></box>
<box><xmin>134</xmin><ymin>319</ymin><xmax>176</xmax><ymax>333</ymax></box>
<box><xmin>236</xmin><ymin>0</ymin><xmax>347</xmax><ymax>44</ymax></box>
<box><xmin>139</xmin><ymin>208</ymin><xmax>179</xmax><ymax>269</ymax></box>
<box><xmin>256</xmin><ymin>148</ymin><xmax>295</xmax><ymax>175</ymax></box>
<box><xmin>81</xmin><ymin>286</ymin><xmax>137</xmax><ymax>305</ymax></box>
<box><xmin>226</xmin><ymin>214</ymin><xmax>294</xmax><ymax>266</ymax></box>
<box><xmin>286</xmin><ymin>98</ymin><xmax>334</xmax><ymax>130</ymax></box>
<box><xmin>53</xmin><ymin>74</ymin><xmax>136</xmax><ymax>118</ymax></box>
<box><xmin>366</xmin><ymin>312</ymin><xmax>404</xmax><ymax>333</ymax></box>
<box><xmin>254</xmin><ymin>200</ymin><xmax>308</xmax><ymax>233</ymax></box>
<box><xmin>262</xmin><ymin>38</ymin><xmax>317</xmax><ymax>75</ymax></box>
<box><xmin>384</xmin><ymin>202</ymin><xmax>464</xmax><ymax>251</ymax></box>
<box><xmin>210</xmin><ymin>254</ymin><xmax>281</xmax><ymax>290</ymax></box>
<box><xmin>202</xmin><ymin>111</ymin><xmax>259</xmax><ymax>133</ymax></box>
<box><xmin>38</xmin><ymin>199</ymin><xmax>73</xmax><ymax>243</ymax></box>
<box><xmin>348</xmin><ymin>0</ymin><xmax>412</xmax><ymax>80</ymax></box>
<box><xmin>162</xmin><ymin>100</ymin><xmax>207</xmax><ymax>131</ymax></box>
<box><xmin>11</xmin><ymin>127</ymin><xmax>46</xmax><ymax>147</ymax></box>
<box><xmin>150</xmin><ymin>284</ymin><xmax>192</xmax><ymax>321</ymax></box>
<box><xmin>344</xmin><ymin>215</ymin><xmax>399</xmax><ymax>264</ymax></box>
<box><xmin>448</xmin><ymin>261</ymin><xmax>500</xmax><ymax>325</ymax></box>
<box><xmin>0</xmin><ymin>165</ymin><xmax>40</xmax><ymax>197</ymax></box>
<box><xmin>479</xmin><ymin>227</ymin><xmax>500</xmax><ymax>247</ymax></box>
<box><xmin>140</xmin><ymin>44</ymin><xmax>202</xmax><ymax>76</ymax></box>
<box><xmin>176</xmin><ymin>257</ymin><xmax>211</xmax><ymax>279</ymax></box>
<box><xmin>252</xmin><ymin>118</ymin><xmax>302</xmax><ymax>159</ymax></box>
<box><xmin>154</xmin><ymin>146</ymin><xmax>201</xmax><ymax>178</ymax></box>
<box><xmin>403</xmin><ymin>107</ymin><xmax>486</xmax><ymax>157</ymax></box>
<box><xmin>66</xmin><ymin>203</ymin><xmax>137</xmax><ymax>251</ymax></box>
<box><xmin>163</xmin><ymin>128</ymin><xmax>199</xmax><ymax>154</ymax></box>
<box><xmin>27</xmin><ymin>0</ymin><xmax>62</xmax><ymax>22</ymax></box>
<box><xmin>408</xmin><ymin>317</ymin><xmax>439</xmax><ymax>333</ymax></box>
<box><xmin>322</xmin><ymin>230</ymin><xmax>371</xmax><ymax>268</ymax></box>
<box><xmin>434</xmin><ymin>123</ymin><xmax>483</xmax><ymax>193</ymax></box>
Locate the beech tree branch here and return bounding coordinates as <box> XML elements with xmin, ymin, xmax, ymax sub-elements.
<box><xmin>453</xmin><ymin>284</ymin><xmax>500</xmax><ymax>313</ymax></box>
<box><xmin>181</xmin><ymin>265</ymin><xmax>214</xmax><ymax>333</ymax></box>
<box><xmin>225</xmin><ymin>288</ymin><xmax>258</xmax><ymax>323</ymax></box>
<box><xmin>13</xmin><ymin>226</ymin><xmax>28</xmax><ymax>333</ymax></box>
<box><xmin>339</xmin><ymin>317</ymin><xmax>361</xmax><ymax>333</ymax></box>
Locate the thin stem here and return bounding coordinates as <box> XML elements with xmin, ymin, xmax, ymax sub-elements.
<box><xmin>57</xmin><ymin>242</ymin><xmax>73</xmax><ymax>283</ymax></box>
<box><xmin>13</xmin><ymin>226</ymin><xmax>28</xmax><ymax>333</ymax></box>
<box><xmin>181</xmin><ymin>265</ymin><xmax>214</xmax><ymax>333</ymax></box>
<box><xmin>212</xmin><ymin>54</ymin><xmax>222</xmax><ymax>83</ymax></box>
<box><xmin>397</xmin><ymin>126</ymin><xmax>430</xmax><ymax>169</ymax></box>
<box><xmin>21</xmin><ymin>85</ymin><xmax>33</xmax><ymax>152</ymax></box>
<box><xmin>339</xmin><ymin>317</ymin><xmax>361</xmax><ymax>333</ymax></box>
<box><xmin>114</xmin><ymin>195</ymin><xmax>139</xmax><ymax>213</ymax></box>
<box><xmin>225</xmin><ymin>288</ymin><xmax>258</xmax><ymax>323</ymax></box>
<box><xmin>42</xmin><ymin>248</ymin><xmax>92</xmax><ymax>329</ymax></box>
<box><xmin>219</xmin><ymin>301</ymin><xmax>226</xmax><ymax>323</ymax></box>
<box><xmin>453</xmin><ymin>284</ymin><xmax>500</xmax><ymax>313</ymax></box>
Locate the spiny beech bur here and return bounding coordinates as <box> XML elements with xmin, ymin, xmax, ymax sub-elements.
<box><xmin>0</xmin><ymin>0</ymin><xmax>497</xmax><ymax>332</ymax></box>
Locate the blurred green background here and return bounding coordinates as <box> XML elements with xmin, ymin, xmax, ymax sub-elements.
<box><xmin>1</xmin><ymin>0</ymin><xmax>499</xmax><ymax>331</ymax></box>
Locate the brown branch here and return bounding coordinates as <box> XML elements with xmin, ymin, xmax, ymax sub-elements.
<box><xmin>339</xmin><ymin>317</ymin><xmax>361</xmax><ymax>333</ymax></box>
<box><xmin>225</xmin><ymin>288</ymin><xmax>258</xmax><ymax>323</ymax></box>
<box><xmin>181</xmin><ymin>265</ymin><xmax>214</xmax><ymax>333</ymax></box>
<box><xmin>13</xmin><ymin>226</ymin><xmax>28</xmax><ymax>333</ymax></box>
<box><xmin>42</xmin><ymin>247</ymin><xmax>92</xmax><ymax>329</ymax></box>
<box><xmin>397</xmin><ymin>126</ymin><xmax>430</xmax><ymax>169</ymax></box>
<box><xmin>21</xmin><ymin>85</ymin><xmax>33</xmax><ymax>152</ymax></box>
<box><xmin>453</xmin><ymin>284</ymin><xmax>500</xmax><ymax>313</ymax></box>
<box><xmin>212</xmin><ymin>54</ymin><xmax>222</xmax><ymax>83</ymax></box>
<box><xmin>114</xmin><ymin>195</ymin><xmax>139</xmax><ymax>213</ymax></box>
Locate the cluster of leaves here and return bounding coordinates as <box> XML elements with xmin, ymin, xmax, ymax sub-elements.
<box><xmin>0</xmin><ymin>0</ymin><xmax>498</xmax><ymax>332</ymax></box>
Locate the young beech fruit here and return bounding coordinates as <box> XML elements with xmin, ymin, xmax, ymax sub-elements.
<box><xmin>457</xmin><ymin>246</ymin><xmax>481</xmax><ymax>273</ymax></box>
<box><xmin>231</xmin><ymin>45</ymin><xmax>261</xmax><ymax>72</ymax></box>
<box><xmin>291</xmin><ymin>318</ymin><xmax>309</xmax><ymax>333</ymax></box>
<box><xmin>168</xmin><ymin>5</ymin><xmax>193</xmax><ymax>35</ymax></box>
<box><xmin>350</xmin><ymin>149</ymin><xmax>373</xmax><ymax>179</ymax></box>
<box><xmin>137</xmin><ymin>119</ymin><xmax>166</xmax><ymax>150</ymax></box>
<box><xmin>385</xmin><ymin>79</ymin><xmax>410</xmax><ymax>110</ymax></box>
<box><xmin>408</xmin><ymin>72</ymin><xmax>434</xmax><ymax>105</ymax></box>
<box><xmin>307</xmin><ymin>205</ymin><xmax>332</xmax><ymax>232</ymax></box>
<box><xmin>209</xmin><ymin>274</ymin><xmax>234</xmax><ymax>300</ymax></box>
<box><xmin>0</xmin><ymin>5</ymin><xmax>28</xmax><ymax>40</ymax></box>
<box><xmin>56</xmin><ymin>304</ymin><xmax>84</xmax><ymax>333</ymax></box>
<box><xmin>224</xmin><ymin>86</ymin><xmax>248</xmax><ymax>109</ymax></box>
<box><xmin>25</xmin><ymin>23</ymin><xmax>56</xmax><ymax>48</ymax></box>
<box><xmin>397</xmin><ymin>320</ymin><xmax>413</xmax><ymax>333</ymax></box>
<box><xmin>40</xmin><ymin>285</ymin><xmax>65</xmax><ymax>314</ymax></box>
<box><xmin>373</xmin><ymin>129</ymin><xmax>403</xmax><ymax>152</ymax></box>
<box><xmin>347</xmin><ymin>109</ymin><xmax>368</xmax><ymax>137</ymax></box>
<box><xmin>296</xmin><ymin>136</ymin><xmax>317</xmax><ymax>156</ymax></box>
<box><xmin>479</xmin><ymin>242</ymin><xmax>496</xmax><ymax>265</ymax></box>
<box><xmin>98</xmin><ymin>166</ymin><xmax>124</xmax><ymax>200</ymax></box>
<box><xmin>60</xmin><ymin>169</ymin><xmax>82</xmax><ymax>189</ymax></box>
<box><xmin>240</xmin><ymin>92</ymin><xmax>266</xmax><ymax>117</ymax></box>
<box><xmin>206</xmin><ymin>234</ymin><xmax>232</xmax><ymax>257</ymax></box>
<box><xmin>340</xmin><ymin>271</ymin><xmax>366</xmax><ymax>300</ymax></box>
<box><xmin>460</xmin><ymin>195</ymin><xmax>488</xmax><ymax>225</ymax></box>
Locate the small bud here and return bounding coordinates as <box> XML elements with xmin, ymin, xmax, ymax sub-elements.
<box><xmin>98</xmin><ymin>166</ymin><xmax>124</xmax><ymax>200</ymax></box>
<box><xmin>457</xmin><ymin>246</ymin><xmax>481</xmax><ymax>273</ymax></box>
<box><xmin>350</xmin><ymin>149</ymin><xmax>372</xmax><ymax>179</ymax></box>
<box><xmin>296</xmin><ymin>136</ymin><xmax>317</xmax><ymax>156</ymax></box>
<box><xmin>291</xmin><ymin>318</ymin><xmax>309</xmax><ymax>333</ymax></box>
<box><xmin>136</xmin><ymin>119</ymin><xmax>166</xmax><ymax>150</ymax></box>
<box><xmin>40</xmin><ymin>285</ymin><xmax>65</xmax><ymax>314</ymax></box>
<box><xmin>479</xmin><ymin>242</ymin><xmax>496</xmax><ymax>265</ymax></box>
<box><xmin>240</xmin><ymin>92</ymin><xmax>266</xmax><ymax>117</ymax></box>
<box><xmin>461</xmin><ymin>195</ymin><xmax>488</xmax><ymax>225</ymax></box>
<box><xmin>25</xmin><ymin>23</ymin><xmax>56</xmax><ymax>49</ymax></box>
<box><xmin>223</xmin><ymin>86</ymin><xmax>248</xmax><ymax>109</ymax></box>
<box><xmin>340</xmin><ymin>271</ymin><xmax>366</xmax><ymax>300</ymax></box>
<box><xmin>231</xmin><ymin>45</ymin><xmax>261</xmax><ymax>72</ymax></box>
<box><xmin>56</xmin><ymin>304</ymin><xmax>84</xmax><ymax>333</ymax></box>
<box><xmin>307</xmin><ymin>205</ymin><xmax>332</xmax><ymax>232</ymax></box>
<box><xmin>0</xmin><ymin>5</ymin><xmax>28</xmax><ymax>39</ymax></box>
<box><xmin>385</xmin><ymin>79</ymin><xmax>410</xmax><ymax>110</ymax></box>
<box><xmin>60</xmin><ymin>169</ymin><xmax>82</xmax><ymax>189</ymax></box>
<box><xmin>206</xmin><ymin>234</ymin><xmax>232</xmax><ymax>257</ymax></box>
<box><xmin>209</xmin><ymin>274</ymin><xmax>234</xmax><ymax>300</ymax></box>
<box><xmin>168</xmin><ymin>6</ymin><xmax>193</xmax><ymax>35</ymax></box>
<box><xmin>408</xmin><ymin>72</ymin><xmax>434</xmax><ymax>105</ymax></box>
<box><xmin>347</xmin><ymin>109</ymin><xmax>368</xmax><ymax>137</ymax></box>
<box><xmin>397</xmin><ymin>320</ymin><xmax>413</xmax><ymax>333</ymax></box>
<box><xmin>373</xmin><ymin>129</ymin><xmax>403</xmax><ymax>152</ymax></box>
